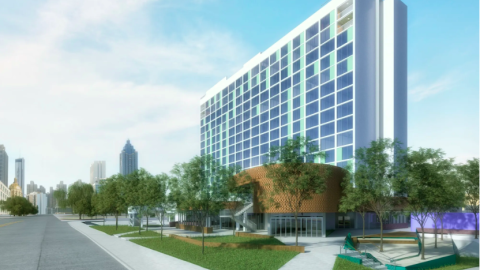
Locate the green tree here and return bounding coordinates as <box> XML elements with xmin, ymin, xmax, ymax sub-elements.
<box><xmin>98</xmin><ymin>174</ymin><xmax>127</xmax><ymax>230</ymax></box>
<box><xmin>353</xmin><ymin>138</ymin><xmax>408</xmax><ymax>252</ymax></box>
<box><xmin>458</xmin><ymin>158</ymin><xmax>479</xmax><ymax>239</ymax></box>
<box><xmin>0</xmin><ymin>197</ymin><xmax>37</xmax><ymax>216</ymax></box>
<box><xmin>53</xmin><ymin>189</ymin><xmax>68</xmax><ymax>212</ymax></box>
<box><xmin>153</xmin><ymin>173</ymin><xmax>170</xmax><ymax>240</ymax></box>
<box><xmin>339</xmin><ymin>164</ymin><xmax>370</xmax><ymax>239</ymax></box>
<box><xmin>436</xmin><ymin>171</ymin><xmax>465</xmax><ymax>241</ymax></box>
<box><xmin>68</xmin><ymin>181</ymin><xmax>94</xmax><ymax>219</ymax></box>
<box><xmin>263</xmin><ymin>136</ymin><xmax>329</xmax><ymax>246</ymax></box>
<box><xmin>170</xmin><ymin>155</ymin><xmax>230</xmax><ymax>254</ymax></box>
<box><xmin>141</xmin><ymin>173</ymin><xmax>163</xmax><ymax>232</ymax></box>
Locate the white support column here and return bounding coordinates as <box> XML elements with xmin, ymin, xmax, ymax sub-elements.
<box><xmin>243</xmin><ymin>211</ymin><xmax>247</xmax><ymax>232</ymax></box>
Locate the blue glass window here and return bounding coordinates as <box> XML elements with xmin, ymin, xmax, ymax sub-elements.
<box><xmin>321</xmin><ymin>122</ymin><xmax>335</xmax><ymax>137</ymax></box>
<box><xmin>251</xmin><ymin>126</ymin><xmax>259</xmax><ymax>136</ymax></box>
<box><xmin>293</xmin><ymin>109</ymin><xmax>301</xmax><ymax>121</ymax></box>
<box><xmin>270</xmin><ymin>85</ymin><xmax>280</xmax><ymax>97</ymax></box>
<box><xmin>261</xmin><ymin>58</ymin><xmax>269</xmax><ymax>71</ymax></box>
<box><xmin>243</xmin><ymin>159</ymin><xmax>250</xmax><ymax>168</ymax></box>
<box><xmin>236</xmin><ymin>133</ymin><xmax>242</xmax><ymax>142</ymax></box>
<box><xmin>306</xmin><ymin>101</ymin><xmax>319</xmax><ymax>116</ymax></box>
<box><xmin>229</xmin><ymin>145</ymin><xmax>235</xmax><ymax>153</ymax></box>
<box><xmin>236</xmin><ymin>115</ymin><xmax>242</xmax><ymax>124</ymax></box>
<box><xmin>337</xmin><ymin>116</ymin><xmax>353</xmax><ymax>132</ymax></box>
<box><xmin>281</xmin><ymin>102</ymin><xmax>288</xmax><ymax>114</ymax></box>
<box><xmin>236</xmin><ymin>152</ymin><xmax>242</xmax><ymax>161</ymax></box>
<box><xmin>306</xmin><ymin>49</ymin><xmax>319</xmax><ymax>66</ymax></box>
<box><xmin>281</xmin><ymin>90</ymin><xmax>288</xmax><ymax>103</ymax></box>
<box><xmin>337</xmin><ymin>101</ymin><xmax>353</xmax><ymax>118</ymax></box>
<box><xmin>261</xmin><ymin>91</ymin><xmax>269</xmax><ymax>102</ymax></box>
<box><xmin>281</xmin><ymin>78</ymin><xmax>291</xmax><ymax>91</ymax></box>
<box><xmin>293</xmin><ymin>97</ymin><xmax>301</xmax><ymax>109</ymax></box>
<box><xmin>321</xmin><ymin>80</ymin><xmax>335</xmax><ymax>97</ymax></box>
<box><xmin>270</xmin><ymin>73</ymin><xmax>279</xmax><ymax>86</ymax></box>
<box><xmin>222</xmin><ymin>148</ymin><xmax>227</xmax><ymax>156</ymax></box>
<box><xmin>260</xmin><ymin>122</ymin><xmax>269</xmax><ymax>133</ymax></box>
<box><xmin>251</xmin><ymin>65</ymin><xmax>259</xmax><ymax>77</ymax></box>
<box><xmin>270</xmin><ymin>128</ymin><xmax>280</xmax><ymax>140</ymax></box>
<box><xmin>337</xmin><ymin>131</ymin><xmax>353</xmax><ymax>146</ymax></box>
<box><xmin>306</xmin><ymin>114</ymin><xmax>319</xmax><ymax>128</ymax></box>
<box><xmin>270</xmin><ymin>52</ymin><xmax>277</xmax><ymax>64</ymax></box>
<box><xmin>321</xmin><ymin>94</ymin><xmax>335</xmax><ymax>110</ymax></box>
<box><xmin>281</xmin><ymin>125</ymin><xmax>288</xmax><ymax>137</ymax></box>
<box><xmin>306</xmin><ymin>22</ymin><xmax>319</xmax><ymax>40</ymax></box>
<box><xmin>293</xmin><ymin>34</ymin><xmax>301</xmax><ymax>49</ymax></box>
<box><xmin>281</xmin><ymin>56</ymin><xmax>289</xmax><ymax>68</ymax></box>
<box><xmin>261</xmin><ymin>111</ymin><xmax>269</xmax><ymax>123</ymax></box>
<box><xmin>320</xmin><ymin>27</ymin><xmax>330</xmax><ymax>44</ymax></box>
<box><xmin>342</xmin><ymin>145</ymin><xmax>353</xmax><ymax>160</ymax></box>
<box><xmin>281</xmin><ymin>44</ymin><xmax>289</xmax><ymax>57</ymax></box>
<box><xmin>270</xmin><ymin>61</ymin><xmax>279</xmax><ymax>74</ymax></box>
<box><xmin>337</xmin><ymin>72</ymin><xmax>353</xmax><ymax>89</ymax></box>
<box><xmin>229</xmin><ymin>136</ymin><xmax>235</xmax><ymax>145</ymax></box>
<box><xmin>281</xmin><ymin>113</ymin><xmax>288</xmax><ymax>125</ymax></box>
<box><xmin>236</xmin><ymin>142</ymin><xmax>242</xmax><ymax>152</ymax></box>
<box><xmin>243</xmin><ymin>120</ymin><xmax>250</xmax><ymax>130</ymax></box>
<box><xmin>306</xmin><ymin>36</ymin><xmax>319</xmax><ymax>53</ymax></box>
<box><xmin>270</xmin><ymin>106</ymin><xmax>280</xmax><ymax>118</ymax></box>
<box><xmin>306</xmin><ymin>127</ymin><xmax>319</xmax><ymax>140</ymax></box>
<box><xmin>229</xmin><ymin>154</ymin><xmax>234</xmax><ymax>162</ymax></box>
<box><xmin>320</xmin><ymin>68</ymin><xmax>331</xmax><ymax>84</ymax></box>
<box><xmin>243</xmin><ymin>101</ymin><xmax>250</xmax><ymax>111</ymax></box>
<box><xmin>305</xmin><ymin>64</ymin><xmax>315</xmax><ymax>79</ymax></box>
<box><xmin>293</xmin><ymin>59</ymin><xmax>301</xmax><ymax>73</ymax></box>
<box><xmin>337</xmin><ymin>42</ymin><xmax>353</xmax><ymax>62</ymax></box>
<box><xmin>281</xmin><ymin>67</ymin><xmax>289</xmax><ymax>80</ymax></box>
<box><xmin>243</xmin><ymin>130</ymin><xmax>250</xmax><ymax>140</ymax></box>
<box><xmin>252</xmin><ymin>146</ymin><xmax>259</xmax><ymax>156</ymax></box>
<box><xmin>306</xmin><ymin>74</ymin><xmax>318</xmax><ymax>91</ymax></box>
<box><xmin>325</xmin><ymin>149</ymin><xmax>335</xmax><ymax>163</ymax></box>
<box><xmin>261</xmin><ymin>133</ymin><xmax>269</xmax><ymax>143</ymax></box>
<box><xmin>320</xmin><ymin>15</ymin><xmax>330</xmax><ymax>31</ymax></box>
<box><xmin>261</xmin><ymin>143</ymin><xmax>269</xmax><ymax>154</ymax></box>
<box><xmin>252</xmin><ymin>136</ymin><xmax>259</xmax><ymax>146</ymax></box>
<box><xmin>235</xmin><ymin>124</ymin><xmax>242</xmax><ymax>133</ymax></box>
<box><xmin>261</xmin><ymin>101</ymin><xmax>269</xmax><ymax>113</ymax></box>
<box><xmin>293</xmin><ymin>72</ymin><xmax>301</xmax><ymax>85</ymax></box>
<box><xmin>293</xmin><ymin>47</ymin><xmax>301</xmax><ymax>62</ymax></box>
<box><xmin>243</xmin><ymin>139</ymin><xmax>250</xmax><ymax>149</ymax></box>
<box><xmin>270</xmin><ymin>117</ymin><xmax>279</xmax><ymax>129</ymax></box>
<box><xmin>293</xmin><ymin>121</ymin><xmax>301</xmax><ymax>133</ymax></box>
<box><xmin>251</xmin><ymin>156</ymin><xmax>259</xmax><ymax>166</ymax></box>
<box><xmin>337</xmin><ymin>59</ymin><xmax>349</xmax><ymax>76</ymax></box>
<box><xmin>243</xmin><ymin>149</ymin><xmax>250</xmax><ymax>159</ymax></box>
<box><xmin>320</xmin><ymin>39</ymin><xmax>335</xmax><ymax>57</ymax></box>
<box><xmin>251</xmin><ymin>96</ymin><xmax>259</xmax><ymax>107</ymax></box>
<box><xmin>251</xmin><ymin>116</ymin><xmax>259</xmax><ymax>126</ymax></box>
<box><xmin>337</xmin><ymin>86</ymin><xmax>353</xmax><ymax>104</ymax></box>
<box><xmin>293</xmin><ymin>84</ymin><xmax>301</xmax><ymax>97</ymax></box>
<box><xmin>321</xmin><ymin>108</ymin><xmax>335</xmax><ymax>123</ymax></box>
<box><xmin>251</xmin><ymin>85</ymin><xmax>259</xmax><ymax>97</ymax></box>
<box><xmin>320</xmin><ymin>136</ymin><xmax>335</xmax><ymax>150</ymax></box>
<box><xmin>337</xmin><ymin>30</ymin><xmax>349</xmax><ymax>48</ymax></box>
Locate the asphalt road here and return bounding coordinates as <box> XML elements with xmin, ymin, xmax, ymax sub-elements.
<box><xmin>0</xmin><ymin>215</ymin><xmax>127</xmax><ymax>270</ymax></box>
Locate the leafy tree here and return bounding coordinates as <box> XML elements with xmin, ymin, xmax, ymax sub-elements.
<box><xmin>68</xmin><ymin>181</ymin><xmax>94</xmax><ymax>219</ymax></box>
<box><xmin>339</xmin><ymin>164</ymin><xmax>370</xmax><ymax>239</ymax></box>
<box><xmin>458</xmin><ymin>158</ymin><xmax>479</xmax><ymax>239</ymax></box>
<box><xmin>263</xmin><ymin>136</ymin><xmax>329</xmax><ymax>246</ymax></box>
<box><xmin>170</xmin><ymin>155</ymin><xmax>230</xmax><ymax>254</ymax></box>
<box><xmin>99</xmin><ymin>174</ymin><xmax>128</xmax><ymax>230</ymax></box>
<box><xmin>225</xmin><ymin>169</ymin><xmax>253</xmax><ymax>236</ymax></box>
<box><xmin>436</xmin><ymin>171</ymin><xmax>465</xmax><ymax>241</ymax></box>
<box><xmin>141</xmin><ymin>173</ymin><xmax>163</xmax><ymax>232</ymax></box>
<box><xmin>53</xmin><ymin>189</ymin><xmax>68</xmax><ymax>212</ymax></box>
<box><xmin>153</xmin><ymin>173</ymin><xmax>170</xmax><ymax>240</ymax></box>
<box><xmin>353</xmin><ymin>138</ymin><xmax>408</xmax><ymax>252</ymax></box>
<box><xmin>0</xmin><ymin>197</ymin><xmax>37</xmax><ymax>216</ymax></box>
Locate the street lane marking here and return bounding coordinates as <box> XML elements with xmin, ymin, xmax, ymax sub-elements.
<box><xmin>0</xmin><ymin>220</ymin><xmax>23</xmax><ymax>227</ymax></box>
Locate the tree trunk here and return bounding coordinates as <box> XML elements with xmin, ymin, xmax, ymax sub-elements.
<box><xmin>362</xmin><ymin>212</ymin><xmax>366</xmax><ymax>239</ymax></box>
<box><xmin>147</xmin><ymin>214</ymin><xmax>149</xmax><ymax>232</ymax></box>
<box><xmin>432</xmin><ymin>215</ymin><xmax>438</xmax><ymax>248</ymax></box>
<box><xmin>294</xmin><ymin>211</ymin><xmax>299</xmax><ymax>246</ymax></box>
<box><xmin>475</xmin><ymin>211</ymin><xmax>478</xmax><ymax>240</ymax></box>
<box><xmin>380</xmin><ymin>218</ymin><xmax>384</xmax><ymax>252</ymax></box>
<box><xmin>115</xmin><ymin>213</ymin><xmax>118</xmax><ymax>230</ymax></box>
<box><xmin>440</xmin><ymin>214</ymin><xmax>444</xmax><ymax>241</ymax></box>
<box><xmin>421</xmin><ymin>226</ymin><xmax>425</xmax><ymax>260</ymax></box>
<box><xmin>139</xmin><ymin>211</ymin><xmax>141</xmax><ymax>235</ymax></box>
<box><xmin>232</xmin><ymin>218</ymin><xmax>236</xmax><ymax>236</ymax></box>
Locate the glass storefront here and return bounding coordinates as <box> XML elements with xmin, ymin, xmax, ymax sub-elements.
<box><xmin>270</xmin><ymin>216</ymin><xmax>323</xmax><ymax>237</ymax></box>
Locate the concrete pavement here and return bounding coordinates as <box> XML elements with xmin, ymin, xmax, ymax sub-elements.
<box><xmin>0</xmin><ymin>215</ymin><xmax>126</xmax><ymax>270</ymax></box>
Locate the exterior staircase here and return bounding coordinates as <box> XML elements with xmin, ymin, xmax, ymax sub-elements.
<box><xmin>231</xmin><ymin>202</ymin><xmax>257</xmax><ymax>232</ymax></box>
<box><xmin>346</xmin><ymin>251</ymin><xmax>388</xmax><ymax>270</ymax></box>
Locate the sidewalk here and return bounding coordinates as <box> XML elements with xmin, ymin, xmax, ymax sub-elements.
<box><xmin>68</xmin><ymin>221</ymin><xmax>206</xmax><ymax>270</ymax></box>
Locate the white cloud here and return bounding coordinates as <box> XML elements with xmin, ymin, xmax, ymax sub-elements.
<box><xmin>0</xmin><ymin>0</ymin><xmax>253</xmax><ymax>189</ymax></box>
<box><xmin>408</xmin><ymin>71</ymin><xmax>458</xmax><ymax>102</ymax></box>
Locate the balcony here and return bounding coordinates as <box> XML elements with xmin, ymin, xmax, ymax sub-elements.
<box><xmin>337</xmin><ymin>13</ymin><xmax>353</xmax><ymax>33</ymax></box>
<box><xmin>337</xmin><ymin>0</ymin><xmax>353</xmax><ymax>20</ymax></box>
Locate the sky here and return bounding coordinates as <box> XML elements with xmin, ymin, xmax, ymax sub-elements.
<box><xmin>0</xmin><ymin>0</ymin><xmax>478</xmax><ymax>191</ymax></box>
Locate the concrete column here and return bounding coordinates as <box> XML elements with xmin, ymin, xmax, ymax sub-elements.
<box><xmin>243</xmin><ymin>212</ymin><xmax>247</xmax><ymax>232</ymax></box>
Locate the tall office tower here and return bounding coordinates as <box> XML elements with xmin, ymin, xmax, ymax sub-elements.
<box><xmin>90</xmin><ymin>161</ymin><xmax>106</xmax><ymax>185</ymax></box>
<box><xmin>0</xmin><ymin>145</ymin><xmax>7</xmax><ymax>187</ymax></box>
<box><xmin>119</xmin><ymin>140</ymin><xmax>138</xmax><ymax>176</ymax></box>
<box><xmin>27</xmin><ymin>181</ymin><xmax>38</xmax><ymax>194</ymax></box>
<box><xmin>56</xmin><ymin>181</ymin><xmax>67</xmax><ymax>192</ymax></box>
<box><xmin>15</xmin><ymin>158</ymin><xmax>25</xmax><ymax>196</ymax></box>
<box><xmin>38</xmin><ymin>185</ymin><xmax>46</xmax><ymax>194</ymax></box>
<box><xmin>199</xmin><ymin>0</ymin><xmax>406</xmax><ymax>170</ymax></box>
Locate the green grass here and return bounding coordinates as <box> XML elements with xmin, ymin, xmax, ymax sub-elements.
<box><xmin>333</xmin><ymin>257</ymin><xmax>370</xmax><ymax>270</ymax></box>
<box><xmin>120</xmin><ymin>231</ymin><xmax>162</xmax><ymax>238</ymax></box>
<box><xmin>90</xmin><ymin>225</ymin><xmax>142</xmax><ymax>235</ymax></box>
<box><xmin>192</xmin><ymin>235</ymin><xmax>285</xmax><ymax>246</ymax></box>
<box><xmin>131</xmin><ymin>237</ymin><xmax>298</xmax><ymax>270</ymax></box>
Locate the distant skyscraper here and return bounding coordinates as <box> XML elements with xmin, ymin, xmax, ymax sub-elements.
<box><xmin>90</xmin><ymin>161</ymin><xmax>106</xmax><ymax>185</ymax></box>
<box><xmin>56</xmin><ymin>181</ymin><xmax>67</xmax><ymax>192</ymax></box>
<box><xmin>0</xmin><ymin>145</ymin><xmax>8</xmax><ymax>187</ymax></box>
<box><xmin>119</xmin><ymin>140</ymin><xmax>138</xmax><ymax>176</ymax></box>
<box><xmin>38</xmin><ymin>185</ymin><xmax>46</xmax><ymax>194</ymax></box>
<box><xmin>27</xmin><ymin>181</ymin><xmax>38</xmax><ymax>194</ymax></box>
<box><xmin>15</xmin><ymin>158</ymin><xmax>25</xmax><ymax>196</ymax></box>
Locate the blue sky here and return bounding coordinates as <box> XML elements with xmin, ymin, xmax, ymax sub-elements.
<box><xmin>0</xmin><ymin>0</ymin><xmax>478</xmax><ymax>190</ymax></box>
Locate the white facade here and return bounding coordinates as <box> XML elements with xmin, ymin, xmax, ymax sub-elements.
<box><xmin>36</xmin><ymin>193</ymin><xmax>48</xmax><ymax>215</ymax></box>
<box><xmin>90</xmin><ymin>161</ymin><xmax>106</xmax><ymax>185</ymax></box>
<box><xmin>0</xmin><ymin>181</ymin><xmax>10</xmax><ymax>215</ymax></box>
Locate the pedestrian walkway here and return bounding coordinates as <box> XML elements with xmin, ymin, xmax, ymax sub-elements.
<box><xmin>68</xmin><ymin>220</ymin><xmax>206</xmax><ymax>270</ymax></box>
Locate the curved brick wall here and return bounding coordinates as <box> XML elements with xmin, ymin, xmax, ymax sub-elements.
<box><xmin>238</xmin><ymin>164</ymin><xmax>345</xmax><ymax>213</ymax></box>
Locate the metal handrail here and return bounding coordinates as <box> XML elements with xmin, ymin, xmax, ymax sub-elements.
<box><xmin>337</xmin><ymin>5</ymin><xmax>353</xmax><ymax>20</ymax></box>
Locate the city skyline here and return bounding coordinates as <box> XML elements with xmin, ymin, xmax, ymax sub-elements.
<box><xmin>0</xmin><ymin>0</ymin><xmax>477</xmax><ymax>188</ymax></box>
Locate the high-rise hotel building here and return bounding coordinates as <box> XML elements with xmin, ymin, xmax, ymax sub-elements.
<box><xmin>199</xmin><ymin>0</ymin><xmax>407</xmax><ymax>170</ymax></box>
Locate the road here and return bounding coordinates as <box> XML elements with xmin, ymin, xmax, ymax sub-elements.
<box><xmin>0</xmin><ymin>215</ymin><xmax>126</xmax><ymax>270</ymax></box>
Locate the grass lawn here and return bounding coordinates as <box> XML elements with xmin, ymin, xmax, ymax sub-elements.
<box><xmin>333</xmin><ymin>256</ymin><xmax>479</xmax><ymax>270</ymax></box>
<box><xmin>120</xmin><ymin>231</ymin><xmax>162</xmax><ymax>238</ymax></box>
<box><xmin>333</xmin><ymin>257</ymin><xmax>370</xmax><ymax>270</ymax></box>
<box><xmin>90</xmin><ymin>225</ymin><xmax>142</xmax><ymax>235</ymax></box>
<box><xmin>192</xmin><ymin>235</ymin><xmax>285</xmax><ymax>246</ymax></box>
<box><xmin>131</xmin><ymin>237</ymin><xmax>298</xmax><ymax>270</ymax></box>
